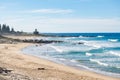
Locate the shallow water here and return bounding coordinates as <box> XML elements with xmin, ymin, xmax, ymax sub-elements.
<box><xmin>22</xmin><ymin>33</ymin><xmax>120</xmax><ymax>78</ymax></box>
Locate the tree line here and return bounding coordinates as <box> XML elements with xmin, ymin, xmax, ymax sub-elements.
<box><xmin>0</xmin><ymin>24</ymin><xmax>40</xmax><ymax>35</ymax></box>
<box><xmin>0</xmin><ymin>24</ymin><xmax>15</xmax><ymax>33</ymax></box>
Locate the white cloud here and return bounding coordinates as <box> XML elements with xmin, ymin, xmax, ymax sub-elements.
<box><xmin>49</xmin><ymin>18</ymin><xmax>120</xmax><ymax>25</ymax></box>
<box><xmin>1</xmin><ymin>16</ymin><xmax>120</xmax><ymax>32</ymax></box>
<box><xmin>24</xmin><ymin>9</ymin><xmax>73</xmax><ymax>14</ymax></box>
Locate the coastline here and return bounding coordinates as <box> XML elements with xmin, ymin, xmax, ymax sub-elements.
<box><xmin>0</xmin><ymin>42</ymin><xmax>119</xmax><ymax>80</ymax></box>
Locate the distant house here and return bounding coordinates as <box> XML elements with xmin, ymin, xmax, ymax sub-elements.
<box><xmin>33</xmin><ymin>29</ymin><xmax>39</xmax><ymax>35</ymax></box>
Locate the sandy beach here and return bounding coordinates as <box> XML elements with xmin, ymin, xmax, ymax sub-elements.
<box><xmin>0</xmin><ymin>39</ymin><xmax>120</xmax><ymax>80</ymax></box>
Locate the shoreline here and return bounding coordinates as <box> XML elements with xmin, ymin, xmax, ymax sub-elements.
<box><xmin>22</xmin><ymin>44</ymin><xmax>120</xmax><ymax>79</ymax></box>
<box><xmin>0</xmin><ymin>43</ymin><xmax>119</xmax><ymax>80</ymax></box>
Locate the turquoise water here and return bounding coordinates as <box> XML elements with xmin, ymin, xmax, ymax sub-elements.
<box><xmin>22</xmin><ymin>33</ymin><xmax>120</xmax><ymax>78</ymax></box>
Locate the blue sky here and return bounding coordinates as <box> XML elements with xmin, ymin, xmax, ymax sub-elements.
<box><xmin>0</xmin><ymin>0</ymin><xmax>120</xmax><ymax>32</ymax></box>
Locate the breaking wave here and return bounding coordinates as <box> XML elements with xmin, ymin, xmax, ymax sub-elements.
<box><xmin>108</xmin><ymin>39</ymin><xmax>118</xmax><ymax>42</ymax></box>
<box><xmin>90</xmin><ymin>59</ymin><xmax>108</xmax><ymax>66</ymax></box>
<box><xmin>50</xmin><ymin>45</ymin><xmax>63</xmax><ymax>53</ymax></box>
<box><xmin>109</xmin><ymin>51</ymin><xmax>120</xmax><ymax>57</ymax></box>
<box><xmin>97</xmin><ymin>35</ymin><xmax>104</xmax><ymax>38</ymax></box>
<box><xmin>86</xmin><ymin>53</ymin><xmax>93</xmax><ymax>56</ymax></box>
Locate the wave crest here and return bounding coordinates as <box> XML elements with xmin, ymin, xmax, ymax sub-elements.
<box><xmin>97</xmin><ymin>35</ymin><xmax>104</xmax><ymax>38</ymax></box>
<box><xmin>90</xmin><ymin>59</ymin><xmax>108</xmax><ymax>66</ymax></box>
<box><xmin>86</xmin><ymin>53</ymin><xmax>92</xmax><ymax>56</ymax></box>
<box><xmin>109</xmin><ymin>51</ymin><xmax>120</xmax><ymax>57</ymax></box>
<box><xmin>108</xmin><ymin>39</ymin><xmax>118</xmax><ymax>42</ymax></box>
<box><xmin>50</xmin><ymin>45</ymin><xmax>63</xmax><ymax>53</ymax></box>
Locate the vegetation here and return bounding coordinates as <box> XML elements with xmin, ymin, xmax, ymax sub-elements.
<box><xmin>0</xmin><ymin>24</ymin><xmax>1</xmax><ymax>32</ymax></box>
<box><xmin>0</xmin><ymin>24</ymin><xmax>15</xmax><ymax>33</ymax></box>
<box><xmin>0</xmin><ymin>24</ymin><xmax>41</xmax><ymax>36</ymax></box>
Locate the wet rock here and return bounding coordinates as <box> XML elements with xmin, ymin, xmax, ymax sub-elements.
<box><xmin>78</xmin><ymin>42</ymin><xmax>84</xmax><ymax>44</ymax></box>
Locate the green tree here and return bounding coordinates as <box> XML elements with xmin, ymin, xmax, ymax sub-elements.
<box><xmin>2</xmin><ymin>24</ymin><xmax>7</xmax><ymax>32</ymax></box>
<box><xmin>0</xmin><ymin>24</ymin><xmax>1</xmax><ymax>32</ymax></box>
<box><xmin>6</xmin><ymin>25</ymin><xmax>10</xmax><ymax>33</ymax></box>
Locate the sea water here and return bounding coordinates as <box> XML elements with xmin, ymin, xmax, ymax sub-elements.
<box><xmin>22</xmin><ymin>33</ymin><xmax>120</xmax><ymax>78</ymax></box>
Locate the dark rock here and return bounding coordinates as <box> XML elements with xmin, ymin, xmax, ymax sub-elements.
<box><xmin>78</xmin><ymin>42</ymin><xmax>84</xmax><ymax>44</ymax></box>
<box><xmin>37</xmin><ymin>68</ymin><xmax>45</xmax><ymax>70</ymax></box>
<box><xmin>22</xmin><ymin>39</ymin><xmax>63</xmax><ymax>44</ymax></box>
<box><xmin>0</xmin><ymin>67</ymin><xmax>12</xmax><ymax>74</ymax></box>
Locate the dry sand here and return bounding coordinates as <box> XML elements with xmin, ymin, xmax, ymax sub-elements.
<box><xmin>0</xmin><ymin>42</ymin><xmax>120</xmax><ymax>80</ymax></box>
<box><xmin>4</xmin><ymin>35</ymin><xmax>40</xmax><ymax>40</ymax></box>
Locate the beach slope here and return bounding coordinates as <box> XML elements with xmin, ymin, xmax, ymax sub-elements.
<box><xmin>0</xmin><ymin>43</ymin><xmax>119</xmax><ymax>80</ymax></box>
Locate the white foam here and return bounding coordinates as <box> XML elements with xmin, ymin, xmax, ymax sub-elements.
<box><xmin>50</xmin><ymin>45</ymin><xmax>63</xmax><ymax>53</ymax></box>
<box><xmin>116</xmin><ymin>67</ymin><xmax>120</xmax><ymax>69</ymax></box>
<box><xmin>65</xmin><ymin>37</ymin><xmax>76</xmax><ymax>39</ymax></box>
<box><xmin>97</xmin><ymin>58</ymin><xmax>120</xmax><ymax>62</ymax></box>
<box><xmin>93</xmin><ymin>45</ymin><xmax>101</xmax><ymax>48</ymax></box>
<box><xmin>70</xmin><ymin>59</ymin><xmax>77</xmax><ymax>63</ymax></box>
<box><xmin>65</xmin><ymin>37</ymin><xmax>72</xmax><ymax>40</ymax></box>
<box><xmin>79</xmin><ymin>36</ymin><xmax>84</xmax><ymax>38</ymax></box>
<box><xmin>76</xmin><ymin>64</ymin><xmax>90</xmax><ymax>70</ymax></box>
<box><xmin>97</xmin><ymin>35</ymin><xmax>104</xmax><ymax>38</ymax></box>
<box><xmin>86</xmin><ymin>53</ymin><xmax>92</xmax><ymax>56</ymax></box>
<box><xmin>109</xmin><ymin>51</ymin><xmax>120</xmax><ymax>57</ymax></box>
<box><xmin>108</xmin><ymin>39</ymin><xmax>118</xmax><ymax>42</ymax></box>
<box><xmin>90</xmin><ymin>59</ymin><xmax>108</xmax><ymax>66</ymax></box>
<box><xmin>83</xmin><ymin>40</ymin><xmax>120</xmax><ymax>48</ymax></box>
<box><xmin>71</xmin><ymin>37</ymin><xmax>76</xmax><ymax>39</ymax></box>
<box><xmin>59</xmin><ymin>58</ymin><xmax>66</xmax><ymax>61</ymax></box>
<box><xmin>84</xmin><ymin>42</ymin><xmax>102</xmax><ymax>48</ymax></box>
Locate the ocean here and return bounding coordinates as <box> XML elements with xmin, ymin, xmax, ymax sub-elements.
<box><xmin>22</xmin><ymin>33</ymin><xmax>120</xmax><ymax>78</ymax></box>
